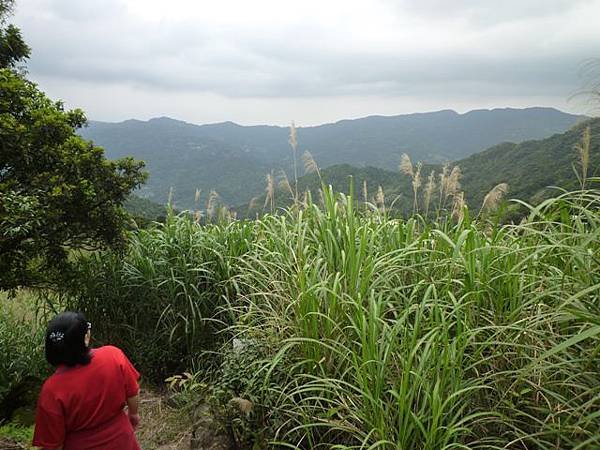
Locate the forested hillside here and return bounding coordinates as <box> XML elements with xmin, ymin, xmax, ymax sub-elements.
<box><xmin>241</xmin><ymin>118</ymin><xmax>600</xmax><ymax>217</ymax></box>
<box><xmin>80</xmin><ymin>108</ymin><xmax>583</xmax><ymax>208</ymax></box>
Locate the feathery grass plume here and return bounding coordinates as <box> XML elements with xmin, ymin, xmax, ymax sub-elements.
<box><xmin>277</xmin><ymin>170</ymin><xmax>294</xmax><ymax>198</ymax></box>
<box><xmin>445</xmin><ymin>165</ymin><xmax>462</xmax><ymax>197</ymax></box>
<box><xmin>424</xmin><ymin>170</ymin><xmax>436</xmax><ymax>217</ymax></box>
<box><xmin>375</xmin><ymin>185</ymin><xmax>385</xmax><ymax>213</ymax></box>
<box><xmin>574</xmin><ymin>126</ymin><xmax>591</xmax><ymax>189</ymax></box>
<box><xmin>288</xmin><ymin>121</ymin><xmax>298</xmax><ymax>151</ymax></box>
<box><xmin>437</xmin><ymin>163</ymin><xmax>449</xmax><ymax>215</ymax></box>
<box><xmin>399</xmin><ymin>153</ymin><xmax>413</xmax><ymax>177</ymax></box>
<box><xmin>302</xmin><ymin>150</ymin><xmax>321</xmax><ymax>181</ymax></box>
<box><xmin>264</xmin><ymin>172</ymin><xmax>275</xmax><ymax>213</ymax></box>
<box><xmin>412</xmin><ymin>161</ymin><xmax>422</xmax><ymax>214</ymax></box>
<box><xmin>289</xmin><ymin>121</ymin><xmax>299</xmax><ymax>201</ymax></box>
<box><xmin>480</xmin><ymin>183</ymin><xmax>509</xmax><ymax>214</ymax></box>
<box><xmin>194</xmin><ymin>188</ymin><xmax>202</xmax><ymax>204</ymax></box>
<box><xmin>362</xmin><ymin>180</ymin><xmax>368</xmax><ymax>206</ymax></box>
<box><xmin>301</xmin><ymin>190</ymin><xmax>309</xmax><ymax>208</ymax></box>
<box><xmin>248</xmin><ymin>196</ymin><xmax>260</xmax><ymax>212</ymax></box>
<box><xmin>317</xmin><ymin>188</ymin><xmax>325</xmax><ymax>207</ymax></box>
<box><xmin>167</xmin><ymin>186</ymin><xmax>174</xmax><ymax>206</ymax></box>
<box><xmin>451</xmin><ymin>191</ymin><xmax>466</xmax><ymax>221</ymax></box>
<box><xmin>206</xmin><ymin>189</ymin><xmax>219</xmax><ymax>221</ymax></box>
<box><xmin>194</xmin><ymin>210</ymin><xmax>202</xmax><ymax>223</ymax></box>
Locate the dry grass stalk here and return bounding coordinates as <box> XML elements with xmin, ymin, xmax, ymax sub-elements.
<box><xmin>302</xmin><ymin>150</ymin><xmax>321</xmax><ymax>180</ymax></box>
<box><xmin>289</xmin><ymin>121</ymin><xmax>299</xmax><ymax>201</ymax></box>
<box><xmin>481</xmin><ymin>183</ymin><xmax>509</xmax><ymax>213</ymax></box>
<box><xmin>206</xmin><ymin>190</ymin><xmax>219</xmax><ymax>221</ymax></box>
<box><xmin>412</xmin><ymin>161</ymin><xmax>422</xmax><ymax>213</ymax></box>
<box><xmin>248</xmin><ymin>196</ymin><xmax>260</xmax><ymax>212</ymax></box>
<box><xmin>438</xmin><ymin>163</ymin><xmax>449</xmax><ymax>200</ymax></box>
<box><xmin>194</xmin><ymin>210</ymin><xmax>202</xmax><ymax>223</ymax></box>
<box><xmin>445</xmin><ymin>166</ymin><xmax>462</xmax><ymax>197</ymax></box>
<box><xmin>301</xmin><ymin>190</ymin><xmax>309</xmax><ymax>207</ymax></box>
<box><xmin>375</xmin><ymin>185</ymin><xmax>386</xmax><ymax>213</ymax></box>
<box><xmin>230</xmin><ymin>397</ymin><xmax>253</xmax><ymax>414</ymax></box>
<box><xmin>574</xmin><ymin>126</ymin><xmax>591</xmax><ymax>189</ymax></box>
<box><xmin>362</xmin><ymin>180</ymin><xmax>368</xmax><ymax>205</ymax></box>
<box><xmin>264</xmin><ymin>172</ymin><xmax>275</xmax><ymax>212</ymax></box>
<box><xmin>194</xmin><ymin>188</ymin><xmax>202</xmax><ymax>204</ymax></box>
<box><xmin>277</xmin><ymin>170</ymin><xmax>294</xmax><ymax>198</ymax></box>
<box><xmin>399</xmin><ymin>153</ymin><xmax>413</xmax><ymax>177</ymax></box>
<box><xmin>167</xmin><ymin>186</ymin><xmax>174</xmax><ymax>206</ymax></box>
<box><xmin>451</xmin><ymin>191</ymin><xmax>466</xmax><ymax>222</ymax></box>
<box><xmin>424</xmin><ymin>170</ymin><xmax>436</xmax><ymax>217</ymax></box>
<box><xmin>288</xmin><ymin>121</ymin><xmax>298</xmax><ymax>151</ymax></box>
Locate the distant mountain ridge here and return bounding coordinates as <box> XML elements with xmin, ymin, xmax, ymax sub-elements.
<box><xmin>245</xmin><ymin>117</ymin><xmax>600</xmax><ymax>217</ymax></box>
<box><xmin>80</xmin><ymin>107</ymin><xmax>585</xmax><ymax>209</ymax></box>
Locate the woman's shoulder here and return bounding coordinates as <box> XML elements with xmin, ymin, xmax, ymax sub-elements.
<box><xmin>93</xmin><ymin>345</ymin><xmax>129</xmax><ymax>363</ymax></box>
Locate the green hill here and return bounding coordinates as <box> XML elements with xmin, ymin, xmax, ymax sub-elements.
<box><xmin>240</xmin><ymin>118</ymin><xmax>600</xmax><ymax>217</ymax></box>
<box><xmin>124</xmin><ymin>195</ymin><xmax>168</xmax><ymax>222</ymax></box>
<box><xmin>80</xmin><ymin>108</ymin><xmax>583</xmax><ymax>210</ymax></box>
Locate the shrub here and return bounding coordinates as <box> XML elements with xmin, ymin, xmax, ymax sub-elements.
<box><xmin>0</xmin><ymin>292</ymin><xmax>48</xmax><ymax>422</ymax></box>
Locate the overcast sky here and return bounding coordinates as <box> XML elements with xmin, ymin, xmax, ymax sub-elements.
<box><xmin>12</xmin><ymin>0</ymin><xmax>600</xmax><ymax>125</ymax></box>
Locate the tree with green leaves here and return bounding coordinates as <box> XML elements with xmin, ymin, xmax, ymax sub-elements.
<box><xmin>0</xmin><ymin>1</ymin><xmax>147</xmax><ymax>289</ymax></box>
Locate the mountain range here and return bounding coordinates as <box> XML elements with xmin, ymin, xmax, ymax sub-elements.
<box><xmin>252</xmin><ymin>117</ymin><xmax>599</xmax><ymax>218</ymax></box>
<box><xmin>79</xmin><ymin>107</ymin><xmax>586</xmax><ymax>210</ymax></box>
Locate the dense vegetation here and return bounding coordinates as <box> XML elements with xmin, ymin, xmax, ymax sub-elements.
<box><xmin>0</xmin><ymin>1</ymin><xmax>146</xmax><ymax>289</ymax></box>
<box><xmin>81</xmin><ymin>108</ymin><xmax>582</xmax><ymax>208</ymax></box>
<box><xmin>0</xmin><ymin>2</ymin><xmax>598</xmax><ymax>448</ymax></box>
<box><xmin>63</xmin><ymin>177</ymin><xmax>600</xmax><ymax>448</ymax></box>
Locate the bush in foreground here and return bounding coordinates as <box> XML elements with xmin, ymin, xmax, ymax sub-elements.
<box><xmin>70</xmin><ymin>184</ymin><xmax>599</xmax><ymax>449</ymax></box>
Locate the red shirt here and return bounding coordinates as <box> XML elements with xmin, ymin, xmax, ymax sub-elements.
<box><xmin>33</xmin><ymin>345</ymin><xmax>141</xmax><ymax>450</ymax></box>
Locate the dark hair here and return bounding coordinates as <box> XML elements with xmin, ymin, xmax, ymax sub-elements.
<box><xmin>45</xmin><ymin>311</ymin><xmax>91</xmax><ymax>367</ymax></box>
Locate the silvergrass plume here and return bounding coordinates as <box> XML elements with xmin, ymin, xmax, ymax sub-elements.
<box><xmin>445</xmin><ymin>165</ymin><xmax>462</xmax><ymax>197</ymax></box>
<box><xmin>481</xmin><ymin>183</ymin><xmax>509</xmax><ymax>212</ymax></box>
<box><xmin>451</xmin><ymin>191</ymin><xmax>466</xmax><ymax>221</ymax></box>
<box><xmin>302</xmin><ymin>150</ymin><xmax>321</xmax><ymax>181</ymax></box>
<box><xmin>206</xmin><ymin>189</ymin><xmax>219</xmax><ymax>221</ymax></box>
<box><xmin>437</xmin><ymin>163</ymin><xmax>449</xmax><ymax>213</ymax></box>
<box><xmin>412</xmin><ymin>161</ymin><xmax>422</xmax><ymax>213</ymax></box>
<box><xmin>424</xmin><ymin>170</ymin><xmax>436</xmax><ymax>217</ymax></box>
<box><xmin>574</xmin><ymin>126</ymin><xmax>591</xmax><ymax>189</ymax></box>
<box><xmin>248</xmin><ymin>196</ymin><xmax>260</xmax><ymax>212</ymax></box>
<box><xmin>399</xmin><ymin>153</ymin><xmax>413</xmax><ymax>177</ymax></box>
<box><xmin>277</xmin><ymin>170</ymin><xmax>294</xmax><ymax>197</ymax></box>
<box><xmin>289</xmin><ymin>121</ymin><xmax>299</xmax><ymax>202</ymax></box>
<box><xmin>264</xmin><ymin>172</ymin><xmax>275</xmax><ymax>212</ymax></box>
<box><xmin>167</xmin><ymin>186</ymin><xmax>174</xmax><ymax>205</ymax></box>
<box><xmin>375</xmin><ymin>185</ymin><xmax>385</xmax><ymax>213</ymax></box>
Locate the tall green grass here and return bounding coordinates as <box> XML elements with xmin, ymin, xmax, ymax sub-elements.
<box><xmin>68</xmin><ymin>182</ymin><xmax>600</xmax><ymax>449</ymax></box>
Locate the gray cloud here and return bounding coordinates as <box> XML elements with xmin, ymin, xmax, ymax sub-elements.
<box><xmin>11</xmin><ymin>0</ymin><xmax>600</xmax><ymax>124</ymax></box>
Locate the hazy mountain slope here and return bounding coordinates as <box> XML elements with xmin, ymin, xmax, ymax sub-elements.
<box><xmin>195</xmin><ymin>107</ymin><xmax>583</xmax><ymax>167</ymax></box>
<box><xmin>458</xmin><ymin>118</ymin><xmax>600</xmax><ymax>208</ymax></box>
<box><xmin>243</xmin><ymin>118</ymin><xmax>600</xmax><ymax>216</ymax></box>
<box><xmin>80</xmin><ymin>117</ymin><xmax>270</xmax><ymax>208</ymax></box>
<box><xmin>80</xmin><ymin>108</ymin><xmax>583</xmax><ymax>209</ymax></box>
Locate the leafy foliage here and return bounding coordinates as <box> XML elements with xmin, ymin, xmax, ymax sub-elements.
<box><xmin>0</xmin><ymin>5</ymin><xmax>147</xmax><ymax>289</ymax></box>
<box><xmin>0</xmin><ymin>69</ymin><xmax>147</xmax><ymax>288</ymax></box>
<box><xmin>69</xmin><ymin>181</ymin><xmax>600</xmax><ymax>448</ymax></box>
<box><xmin>0</xmin><ymin>0</ymin><xmax>29</xmax><ymax>70</ymax></box>
<box><xmin>0</xmin><ymin>293</ymin><xmax>48</xmax><ymax>421</ymax></box>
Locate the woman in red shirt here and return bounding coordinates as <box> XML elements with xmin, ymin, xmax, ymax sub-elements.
<box><xmin>33</xmin><ymin>311</ymin><xmax>142</xmax><ymax>450</ymax></box>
